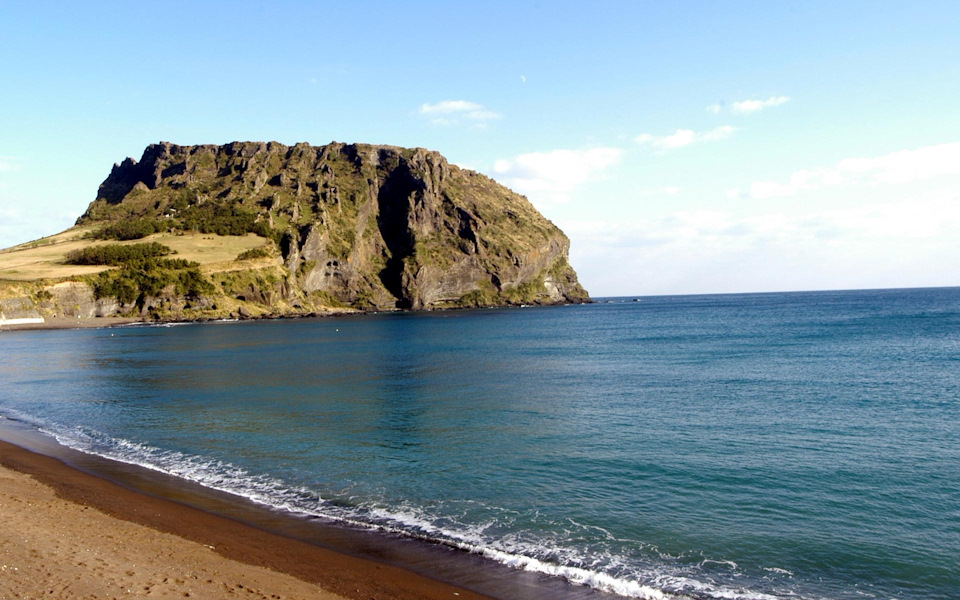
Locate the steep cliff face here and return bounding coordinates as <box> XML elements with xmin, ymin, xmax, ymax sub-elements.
<box><xmin>77</xmin><ymin>141</ymin><xmax>589</xmax><ymax>311</ymax></box>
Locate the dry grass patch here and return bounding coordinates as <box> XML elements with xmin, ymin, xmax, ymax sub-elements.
<box><xmin>0</xmin><ymin>228</ymin><xmax>266</xmax><ymax>282</ymax></box>
<box><xmin>201</xmin><ymin>256</ymin><xmax>279</xmax><ymax>275</ymax></box>
<box><xmin>151</xmin><ymin>232</ymin><xmax>264</xmax><ymax>264</ymax></box>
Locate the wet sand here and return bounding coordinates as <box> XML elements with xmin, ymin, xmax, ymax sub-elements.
<box><xmin>0</xmin><ymin>439</ymin><xmax>490</xmax><ymax>600</ymax></box>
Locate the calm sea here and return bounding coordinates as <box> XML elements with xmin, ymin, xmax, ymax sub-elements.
<box><xmin>1</xmin><ymin>288</ymin><xmax>958</xmax><ymax>600</ymax></box>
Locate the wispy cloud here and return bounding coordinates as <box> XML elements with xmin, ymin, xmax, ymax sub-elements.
<box><xmin>419</xmin><ymin>100</ymin><xmax>501</xmax><ymax>126</ymax></box>
<box><xmin>732</xmin><ymin>96</ymin><xmax>791</xmax><ymax>114</ymax></box>
<box><xmin>707</xmin><ymin>96</ymin><xmax>790</xmax><ymax>115</ymax></box>
<box><xmin>490</xmin><ymin>147</ymin><xmax>622</xmax><ymax>206</ymax></box>
<box><xmin>0</xmin><ymin>156</ymin><xmax>21</xmax><ymax>172</ymax></box>
<box><xmin>729</xmin><ymin>142</ymin><xmax>960</xmax><ymax>200</ymax></box>
<box><xmin>563</xmin><ymin>190</ymin><xmax>960</xmax><ymax>295</ymax></box>
<box><xmin>635</xmin><ymin>126</ymin><xmax>735</xmax><ymax>150</ymax></box>
<box><xmin>569</xmin><ymin>200</ymin><xmax>957</xmax><ymax>251</ymax></box>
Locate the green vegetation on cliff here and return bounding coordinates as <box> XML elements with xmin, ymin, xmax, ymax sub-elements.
<box><xmin>236</xmin><ymin>246</ymin><xmax>272</xmax><ymax>261</ymax></box>
<box><xmin>89</xmin><ymin>217</ymin><xmax>168</xmax><ymax>240</ymax></box>
<box><xmin>91</xmin><ymin>258</ymin><xmax>213</xmax><ymax>307</ymax></box>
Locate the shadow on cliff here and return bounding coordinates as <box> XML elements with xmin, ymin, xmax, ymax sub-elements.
<box><xmin>376</xmin><ymin>165</ymin><xmax>424</xmax><ymax>309</ymax></box>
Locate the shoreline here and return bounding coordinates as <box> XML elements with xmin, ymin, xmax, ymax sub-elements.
<box><xmin>0</xmin><ymin>300</ymin><xmax>589</xmax><ymax>332</ymax></box>
<box><xmin>0</xmin><ymin>312</ymin><xmax>360</xmax><ymax>332</ymax></box>
<box><xmin>0</xmin><ymin>315</ymin><xmax>143</xmax><ymax>330</ymax></box>
<box><xmin>0</xmin><ymin>438</ymin><xmax>494</xmax><ymax>600</ymax></box>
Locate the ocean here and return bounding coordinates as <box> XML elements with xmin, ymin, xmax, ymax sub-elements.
<box><xmin>1</xmin><ymin>287</ymin><xmax>958</xmax><ymax>600</ymax></box>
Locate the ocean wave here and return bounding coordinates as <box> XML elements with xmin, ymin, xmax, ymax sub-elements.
<box><xmin>4</xmin><ymin>411</ymin><xmax>800</xmax><ymax>600</ymax></box>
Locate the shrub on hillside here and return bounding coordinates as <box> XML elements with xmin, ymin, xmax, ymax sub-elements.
<box><xmin>91</xmin><ymin>218</ymin><xmax>169</xmax><ymax>241</ymax></box>
<box><xmin>91</xmin><ymin>257</ymin><xmax>214</xmax><ymax>306</ymax></box>
<box><xmin>65</xmin><ymin>243</ymin><xmax>173</xmax><ymax>266</ymax></box>
<box><xmin>179</xmin><ymin>204</ymin><xmax>257</xmax><ymax>236</ymax></box>
<box><xmin>236</xmin><ymin>246</ymin><xmax>272</xmax><ymax>261</ymax></box>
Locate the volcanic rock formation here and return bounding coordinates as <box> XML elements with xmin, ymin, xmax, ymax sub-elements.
<box><xmin>77</xmin><ymin>141</ymin><xmax>589</xmax><ymax>311</ymax></box>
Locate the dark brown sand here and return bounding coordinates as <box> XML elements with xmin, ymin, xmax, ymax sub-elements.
<box><xmin>0</xmin><ymin>439</ymin><xmax>491</xmax><ymax>600</ymax></box>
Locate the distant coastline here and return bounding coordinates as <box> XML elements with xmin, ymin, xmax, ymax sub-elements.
<box><xmin>0</xmin><ymin>300</ymin><xmax>587</xmax><ymax>332</ymax></box>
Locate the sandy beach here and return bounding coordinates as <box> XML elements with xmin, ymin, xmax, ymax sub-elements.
<box><xmin>0</xmin><ymin>316</ymin><xmax>142</xmax><ymax>332</ymax></box>
<box><xmin>0</xmin><ymin>440</ymin><xmax>490</xmax><ymax>600</ymax></box>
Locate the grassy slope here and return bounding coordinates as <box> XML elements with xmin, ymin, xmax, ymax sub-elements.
<box><xmin>0</xmin><ymin>228</ymin><xmax>266</xmax><ymax>282</ymax></box>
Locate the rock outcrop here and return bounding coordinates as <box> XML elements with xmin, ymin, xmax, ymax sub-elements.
<box><xmin>0</xmin><ymin>297</ymin><xmax>44</xmax><ymax>326</ymax></box>
<box><xmin>76</xmin><ymin>141</ymin><xmax>589</xmax><ymax>312</ymax></box>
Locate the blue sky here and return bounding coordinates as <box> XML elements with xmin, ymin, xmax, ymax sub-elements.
<box><xmin>2</xmin><ymin>1</ymin><xmax>959</xmax><ymax>295</ymax></box>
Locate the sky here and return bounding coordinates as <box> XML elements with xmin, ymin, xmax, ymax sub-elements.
<box><xmin>1</xmin><ymin>1</ymin><xmax>959</xmax><ymax>296</ymax></box>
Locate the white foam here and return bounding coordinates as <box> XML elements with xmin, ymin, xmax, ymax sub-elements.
<box><xmin>701</xmin><ymin>559</ymin><xmax>739</xmax><ymax>570</ymax></box>
<box><xmin>7</xmin><ymin>413</ymin><xmax>808</xmax><ymax>600</ymax></box>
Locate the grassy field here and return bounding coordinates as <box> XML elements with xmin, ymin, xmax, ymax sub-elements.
<box><xmin>0</xmin><ymin>228</ymin><xmax>267</xmax><ymax>282</ymax></box>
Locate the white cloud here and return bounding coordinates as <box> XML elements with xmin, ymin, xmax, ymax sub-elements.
<box><xmin>489</xmin><ymin>147</ymin><xmax>622</xmax><ymax>206</ymax></box>
<box><xmin>571</xmin><ymin>197</ymin><xmax>960</xmax><ymax>252</ymax></box>
<box><xmin>730</xmin><ymin>142</ymin><xmax>960</xmax><ymax>200</ymax></box>
<box><xmin>635</xmin><ymin>126</ymin><xmax>735</xmax><ymax>150</ymax></box>
<box><xmin>706</xmin><ymin>96</ymin><xmax>790</xmax><ymax>115</ymax></box>
<box><xmin>731</xmin><ymin>96</ymin><xmax>791</xmax><ymax>114</ymax></box>
<box><xmin>564</xmin><ymin>190</ymin><xmax>960</xmax><ymax>295</ymax></box>
<box><xmin>418</xmin><ymin>100</ymin><xmax>502</xmax><ymax>126</ymax></box>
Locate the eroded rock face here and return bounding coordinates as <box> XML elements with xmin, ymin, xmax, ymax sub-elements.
<box><xmin>78</xmin><ymin>141</ymin><xmax>590</xmax><ymax>310</ymax></box>
<box><xmin>0</xmin><ymin>297</ymin><xmax>42</xmax><ymax>321</ymax></box>
<box><xmin>46</xmin><ymin>281</ymin><xmax>97</xmax><ymax>318</ymax></box>
<box><xmin>43</xmin><ymin>281</ymin><xmax>132</xmax><ymax>317</ymax></box>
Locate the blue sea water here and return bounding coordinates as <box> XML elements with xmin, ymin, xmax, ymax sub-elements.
<box><xmin>1</xmin><ymin>287</ymin><xmax>959</xmax><ymax>600</ymax></box>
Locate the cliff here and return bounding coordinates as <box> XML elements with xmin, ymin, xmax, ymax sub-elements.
<box><xmin>1</xmin><ymin>141</ymin><xmax>588</xmax><ymax>323</ymax></box>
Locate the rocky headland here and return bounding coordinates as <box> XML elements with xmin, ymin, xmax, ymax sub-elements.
<box><xmin>0</xmin><ymin>141</ymin><xmax>589</xmax><ymax>326</ymax></box>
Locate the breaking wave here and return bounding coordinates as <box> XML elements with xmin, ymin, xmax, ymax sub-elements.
<box><xmin>3</xmin><ymin>410</ymin><xmax>811</xmax><ymax>600</ymax></box>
